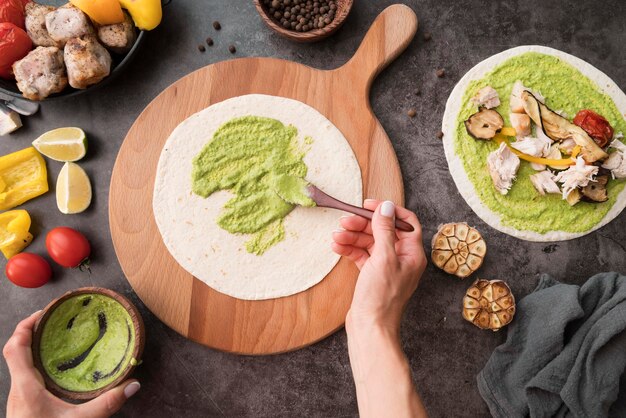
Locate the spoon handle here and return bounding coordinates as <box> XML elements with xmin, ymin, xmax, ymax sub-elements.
<box><xmin>308</xmin><ymin>185</ymin><xmax>414</xmax><ymax>232</ymax></box>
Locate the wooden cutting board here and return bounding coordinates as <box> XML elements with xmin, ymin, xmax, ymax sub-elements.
<box><xmin>109</xmin><ymin>5</ymin><xmax>417</xmax><ymax>355</ymax></box>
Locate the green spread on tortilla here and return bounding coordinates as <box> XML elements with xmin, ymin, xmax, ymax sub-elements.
<box><xmin>455</xmin><ymin>52</ymin><xmax>626</xmax><ymax>233</ymax></box>
<box><xmin>39</xmin><ymin>294</ymin><xmax>135</xmax><ymax>392</ymax></box>
<box><xmin>192</xmin><ymin>116</ymin><xmax>315</xmax><ymax>255</ymax></box>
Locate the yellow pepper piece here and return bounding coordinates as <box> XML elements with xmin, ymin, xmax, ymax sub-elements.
<box><xmin>0</xmin><ymin>210</ymin><xmax>33</xmax><ymax>259</ymax></box>
<box><xmin>571</xmin><ymin>145</ymin><xmax>582</xmax><ymax>158</ymax></box>
<box><xmin>0</xmin><ymin>147</ymin><xmax>48</xmax><ymax>210</ymax></box>
<box><xmin>494</xmin><ymin>135</ymin><xmax>575</xmax><ymax>167</ymax></box>
<box><xmin>70</xmin><ymin>0</ymin><xmax>125</xmax><ymax>25</ymax></box>
<box><xmin>119</xmin><ymin>0</ymin><xmax>162</xmax><ymax>30</ymax></box>
<box><xmin>499</xmin><ymin>127</ymin><xmax>517</xmax><ymax>137</ymax></box>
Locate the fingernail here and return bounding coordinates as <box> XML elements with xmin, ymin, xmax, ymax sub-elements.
<box><xmin>339</xmin><ymin>215</ymin><xmax>351</xmax><ymax>220</ymax></box>
<box><xmin>32</xmin><ymin>310</ymin><xmax>42</xmax><ymax>316</ymax></box>
<box><xmin>380</xmin><ymin>201</ymin><xmax>395</xmax><ymax>218</ymax></box>
<box><xmin>333</xmin><ymin>229</ymin><xmax>344</xmax><ymax>234</ymax></box>
<box><xmin>364</xmin><ymin>199</ymin><xmax>376</xmax><ymax>204</ymax></box>
<box><xmin>124</xmin><ymin>381</ymin><xmax>141</xmax><ymax>399</ymax></box>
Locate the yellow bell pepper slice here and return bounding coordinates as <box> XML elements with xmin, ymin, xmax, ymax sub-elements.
<box><xmin>0</xmin><ymin>210</ymin><xmax>33</xmax><ymax>259</ymax></box>
<box><xmin>499</xmin><ymin>127</ymin><xmax>517</xmax><ymax>137</ymax></box>
<box><xmin>0</xmin><ymin>147</ymin><xmax>48</xmax><ymax>210</ymax></box>
<box><xmin>70</xmin><ymin>0</ymin><xmax>125</xmax><ymax>25</ymax></box>
<box><xmin>119</xmin><ymin>0</ymin><xmax>162</xmax><ymax>30</ymax></box>
<box><xmin>494</xmin><ymin>134</ymin><xmax>575</xmax><ymax>167</ymax></box>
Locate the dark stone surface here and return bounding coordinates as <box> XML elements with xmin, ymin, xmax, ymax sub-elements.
<box><xmin>1</xmin><ymin>0</ymin><xmax>625</xmax><ymax>417</ymax></box>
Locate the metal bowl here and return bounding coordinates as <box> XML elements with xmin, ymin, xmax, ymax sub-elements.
<box><xmin>0</xmin><ymin>5</ymin><xmax>145</xmax><ymax>102</ymax></box>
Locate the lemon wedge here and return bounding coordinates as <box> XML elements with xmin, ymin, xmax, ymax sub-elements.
<box><xmin>33</xmin><ymin>127</ymin><xmax>87</xmax><ymax>162</ymax></box>
<box><xmin>56</xmin><ymin>162</ymin><xmax>92</xmax><ymax>214</ymax></box>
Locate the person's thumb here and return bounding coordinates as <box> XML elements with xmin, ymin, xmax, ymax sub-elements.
<box><xmin>372</xmin><ymin>201</ymin><xmax>397</xmax><ymax>255</ymax></box>
<box><xmin>77</xmin><ymin>380</ymin><xmax>140</xmax><ymax>418</ymax></box>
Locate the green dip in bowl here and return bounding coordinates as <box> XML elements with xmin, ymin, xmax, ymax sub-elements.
<box><xmin>33</xmin><ymin>288</ymin><xmax>144</xmax><ymax>400</ymax></box>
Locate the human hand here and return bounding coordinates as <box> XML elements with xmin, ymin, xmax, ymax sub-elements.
<box><xmin>332</xmin><ymin>199</ymin><xmax>427</xmax><ymax>333</ymax></box>
<box><xmin>3</xmin><ymin>311</ymin><xmax>140</xmax><ymax>418</ymax></box>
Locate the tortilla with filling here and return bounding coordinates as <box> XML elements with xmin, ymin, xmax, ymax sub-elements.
<box><xmin>441</xmin><ymin>45</ymin><xmax>626</xmax><ymax>241</ymax></box>
<box><xmin>153</xmin><ymin>94</ymin><xmax>362</xmax><ymax>300</ymax></box>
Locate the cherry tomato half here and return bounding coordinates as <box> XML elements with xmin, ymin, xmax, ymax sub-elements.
<box><xmin>0</xmin><ymin>0</ymin><xmax>26</xmax><ymax>29</ymax></box>
<box><xmin>0</xmin><ymin>22</ymin><xmax>32</xmax><ymax>79</ymax></box>
<box><xmin>46</xmin><ymin>227</ymin><xmax>91</xmax><ymax>268</ymax></box>
<box><xmin>5</xmin><ymin>253</ymin><xmax>51</xmax><ymax>288</ymax></box>
<box><xmin>573</xmin><ymin>109</ymin><xmax>614</xmax><ymax>148</ymax></box>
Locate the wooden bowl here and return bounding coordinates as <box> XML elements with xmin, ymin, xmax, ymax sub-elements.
<box><xmin>253</xmin><ymin>0</ymin><xmax>353</xmax><ymax>43</ymax></box>
<box><xmin>32</xmin><ymin>287</ymin><xmax>145</xmax><ymax>401</ymax></box>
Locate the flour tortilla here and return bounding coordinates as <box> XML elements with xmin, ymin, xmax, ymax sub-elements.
<box><xmin>441</xmin><ymin>45</ymin><xmax>626</xmax><ymax>241</ymax></box>
<box><xmin>153</xmin><ymin>94</ymin><xmax>362</xmax><ymax>300</ymax></box>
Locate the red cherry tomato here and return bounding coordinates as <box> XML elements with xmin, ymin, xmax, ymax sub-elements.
<box><xmin>46</xmin><ymin>227</ymin><xmax>91</xmax><ymax>269</ymax></box>
<box><xmin>0</xmin><ymin>22</ymin><xmax>32</xmax><ymax>79</ymax></box>
<box><xmin>0</xmin><ymin>0</ymin><xmax>27</xmax><ymax>29</ymax></box>
<box><xmin>573</xmin><ymin>109</ymin><xmax>614</xmax><ymax>148</ymax></box>
<box><xmin>5</xmin><ymin>253</ymin><xmax>51</xmax><ymax>288</ymax></box>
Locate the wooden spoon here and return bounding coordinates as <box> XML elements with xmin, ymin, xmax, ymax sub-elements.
<box><xmin>307</xmin><ymin>184</ymin><xmax>414</xmax><ymax>232</ymax></box>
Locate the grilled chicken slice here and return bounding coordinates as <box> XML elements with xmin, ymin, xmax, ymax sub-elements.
<box><xmin>97</xmin><ymin>12</ymin><xmax>136</xmax><ymax>54</ymax></box>
<box><xmin>472</xmin><ymin>86</ymin><xmax>500</xmax><ymax>109</ymax></box>
<box><xmin>45</xmin><ymin>4</ymin><xmax>92</xmax><ymax>47</ymax></box>
<box><xmin>529</xmin><ymin>171</ymin><xmax>560</xmax><ymax>196</ymax></box>
<box><xmin>64</xmin><ymin>35</ymin><xmax>111</xmax><ymax>89</ymax></box>
<box><xmin>510</xmin><ymin>136</ymin><xmax>552</xmax><ymax>158</ymax></box>
<box><xmin>487</xmin><ymin>142</ymin><xmax>520</xmax><ymax>195</ymax></box>
<box><xmin>554</xmin><ymin>157</ymin><xmax>599</xmax><ymax>199</ymax></box>
<box><xmin>25</xmin><ymin>2</ymin><xmax>58</xmax><ymax>47</ymax></box>
<box><xmin>602</xmin><ymin>139</ymin><xmax>626</xmax><ymax>179</ymax></box>
<box><xmin>12</xmin><ymin>46</ymin><xmax>68</xmax><ymax>101</ymax></box>
<box><xmin>509</xmin><ymin>80</ymin><xmax>544</xmax><ymax>113</ymax></box>
<box><xmin>509</xmin><ymin>113</ymin><xmax>531</xmax><ymax>138</ymax></box>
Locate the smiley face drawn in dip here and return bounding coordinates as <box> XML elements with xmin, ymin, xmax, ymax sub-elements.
<box><xmin>39</xmin><ymin>294</ymin><xmax>136</xmax><ymax>392</ymax></box>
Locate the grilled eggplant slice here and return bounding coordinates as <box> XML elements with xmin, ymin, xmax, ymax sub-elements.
<box><xmin>566</xmin><ymin>188</ymin><xmax>582</xmax><ymax>206</ymax></box>
<box><xmin>581</xmin><ymin>175</ymin><xmax>608</xmax><ymax>203</ymax></box>
<box><xmin>521</xmin><ymin>91</ymin><xmax>608</xmax><ymax>163</ymax></box>
<box><xmin>464</xmin><ymin>108</ymin><xmax>504</xmax><ymax>140</ymax></box>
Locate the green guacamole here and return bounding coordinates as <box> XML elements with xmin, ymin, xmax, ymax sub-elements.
<box><xmin>454</xmin><ymin>52</ymin><xmax>626</xmax><ymax>233</ymax></box>
<box><xmin>40</xmin><ymin>294</ymin><xmax>136</xmax><ymax>392</ymax></box>
<box><xmin>192</xmin><ymin>116</ymin><xmax>315</xmax><ymax>255</ymax></box>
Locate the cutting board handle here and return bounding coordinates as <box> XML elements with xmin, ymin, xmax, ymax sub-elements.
<box><xmin>337</xmin><ymin>4</ymin><xmax>418</xmax><ymax>90</ymax></box>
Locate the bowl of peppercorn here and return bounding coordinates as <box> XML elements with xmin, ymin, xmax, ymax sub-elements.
<box><xmin>254</xmin><ymin>0</ymin><xmax>353</xmax><ymax>42</ymax></box>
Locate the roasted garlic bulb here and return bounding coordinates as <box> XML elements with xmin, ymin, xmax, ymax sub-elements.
<box><xmin>463</xmin><ymin>279</ymin><xmax>515</xmax><ymax>331</ymax></box>
<box><xmin>431</xmin><ymin>223</ymin><xmax>486</xmax><ymax>278</ymax></box>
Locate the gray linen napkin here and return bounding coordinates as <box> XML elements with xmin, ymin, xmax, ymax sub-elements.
<box><xmin>477</xmin><ymin>272</ymin><xmax>626</xmax><ymax>418</ymax></box>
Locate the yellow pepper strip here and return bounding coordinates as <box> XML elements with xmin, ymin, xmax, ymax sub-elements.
<box><xmin>119</xmin><ymin>0</ymin><xmax>162</xmax><ymax>30</ymax></box>
<box><xmin>499</xmin><ymin>127</ymin><xmax>517</xmax><ymax>137</ymax></box>
<box><xmin>571</xmin><ymin>145</ymin><xmax>582</xmax><ymax>158</ymax></box>
<box><xmin>0</xmin><ymin>147</ymin><xmax>48</xmax><ymax>211</ymax></box>
<box><xmin>494</xmin><ymin>134</ymin><xmax>575</xmax><ymax>167</ymax></box>
<box><xmin>0</xmin><ymin>210</ymin><xmax>33</xmax><ymax>259</ymax></box>
<box><xmin>70</xmin><ymin>0</ymin><xmax>125</xmax><ymax>25</ymax></box>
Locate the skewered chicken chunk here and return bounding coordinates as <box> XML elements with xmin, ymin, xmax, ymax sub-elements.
<box><xmin>25</xmin><ymin>2</ymin><xmax>58</xmax><ymax>47</ymax></box>
<box><xmin>64</xmin><ymin>35</ymin><xmax>111</xmax><ymax>89</ymax></box>
<box><xmin>463</xmin><ymin>279</ymin><xmax>515</xmax><ymax>331</ymax></box>
<box><xmin>97</xmin><ymin>12</ymin><xmax>136</xmax><ymax>54</ymax></box>
<box><xmin>431</xmin><ymin>223</ymin><xmax>487</xmax><ymax>278</ymax></box>
<box><xmin>45</xmin><ymin>4</ymin><xmax>92</xmax><ymax>47</ymax></box>
<box><xmin>12</xmin><ymin>46</ymin><xmax>68</xmax><ymax>101</ymax></box>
